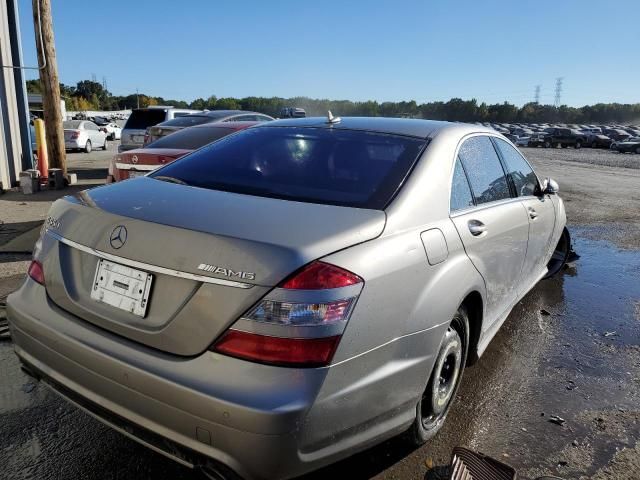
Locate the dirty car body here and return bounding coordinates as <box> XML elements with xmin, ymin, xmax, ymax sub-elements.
<box><xmin>7</xmin><ymin>117</ymin><xmax>567</xmax><ymax>480</ymax></box>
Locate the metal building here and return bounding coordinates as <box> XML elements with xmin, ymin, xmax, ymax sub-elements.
<box><xmin>0</xmin><ymin>0</ymin><xmax>33</xmax><ymax>191</ymax></box>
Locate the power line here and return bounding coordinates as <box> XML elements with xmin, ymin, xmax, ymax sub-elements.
<box><xmin>554</xmin><ymin>77</ymin><xmax>563</xmax><ymax>107</ymax></box>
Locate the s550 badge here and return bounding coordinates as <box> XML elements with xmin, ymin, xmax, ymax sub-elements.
<box><xmin>197</xmin><ymin>263</ymin><xmax>255</xmax><ymax>281</ymax></box>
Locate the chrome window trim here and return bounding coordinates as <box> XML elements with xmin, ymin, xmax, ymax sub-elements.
<box><xmin>46</xmin><ymin>230</ymin><xmax>253</xmax><ymax>289</ymax></box>
<box><xmin>115</xmin><ymin>163</ymin><xmax>158</xmax><ymax>171</ymax></box>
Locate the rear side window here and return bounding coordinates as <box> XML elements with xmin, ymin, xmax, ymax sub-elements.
<box><xmin>458</xmin><ymin>136</ymin><xmax>511</xmax><ymax>205</ymax></box>
<box><xmin>450</xmin><ymin>158</ymin><xmax>474</xmax><ymax>212</ymax></box>
<box><xmin>147</xmin><ymin>127</ymin><xmax>236</xmax><ymax>150</ymax></box>
<box><xmin>124</xmin><ymin>109</ymin><xmax>167</xmax><ymax>129</ymax></box>
<box><xmin>150</xmin><ymin>127</ymin><xmax>426</xmax><ymax>209</ymax></box>
<box><xmin>493</xmin><ymin>138</ymin><xmax>539</xmax><ymax>197</ymax></box>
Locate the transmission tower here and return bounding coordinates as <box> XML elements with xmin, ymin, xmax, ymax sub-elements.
<box><xmin>534</xmin><ymin>85</ymin><xmax>541</xmax><ymax>104</ymax></box>
<box><xmin>102</xmin><ymin>76</ymin><xmax>107</xmax><ymax>91</ymax></box>
<box><xmin>554</xmin><ymin>77</ymin><xmax>563</xmax><ymax>107</ymax></box>
<box><xmin>91</xmin><ymin>72</ymin><xmax>96</xmax><ymax>82</ymax></box>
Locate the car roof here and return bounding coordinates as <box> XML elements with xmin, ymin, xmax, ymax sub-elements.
<box><xmin>255</xmin><ymin>116</ymin><xmax>490</xmax><ymax>139</ymax></box>
<box><xmin>190</xmin><ymin>121</ymin><xmax>260</xmax><ymax>130</ymax></box>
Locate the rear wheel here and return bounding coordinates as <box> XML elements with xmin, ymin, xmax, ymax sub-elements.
<box><xmin>575</xmin><ymin>141</ymin><xmax>582</xmax><ymax>149</ymax></box>
<box><xmin>102</xmin><ymin>138</ymin><xmax>108</xmax><ymax>150</ymax></box>
<box><xmin>407</xmin><ymin>308</ymin><xmax>468</xmax><ymax>445</ymax></box>
<box><xmin>544</xmin><ymin>227</ymin><xmax>571</xmax><ymax>279</ymax></box>
<box><xmin>543</xmin><ymin>140</ymin><xmax>551</xmax><ymax>148</ymax></box>
<box><xmin>84</xmin><ymin>140</ymin><xmax>92</xmax><ymax>153</ymax></box>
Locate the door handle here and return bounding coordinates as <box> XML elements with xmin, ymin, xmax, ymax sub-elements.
<box><xmin>528</xmin><ymin>208</ymin><xmax>538</xmax><ymax>219</ymax></box>
<box><xmin>468</xmin><ymin>220</ymin><xmax>487</xmax><ymax>236</ymax></box>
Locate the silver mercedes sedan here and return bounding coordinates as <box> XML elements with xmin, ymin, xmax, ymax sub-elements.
<box><xmin>7</xmin><ymin>117</ymin><xmax>568</xmax><ymax>480</ymax></box>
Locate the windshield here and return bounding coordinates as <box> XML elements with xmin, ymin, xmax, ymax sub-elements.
<box><xmin>147</xmin><ymin>126</ymin><xmax>238</xmax><ymax>150</ymax></box>
<box><xmin>150</xmin><ymin>127</ymin><xmax>426</xmax><ymax>209</ymax></box>
<box><xmin>123</xmin><ymin>109</ymin><xmax>167</xmax><ymax>129</ymax></box>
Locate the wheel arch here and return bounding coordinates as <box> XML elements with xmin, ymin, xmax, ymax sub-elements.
<box><xmin>459</xmin><ymin>290</ymin><xmax>483</xmax><ymax>366</ymax></box>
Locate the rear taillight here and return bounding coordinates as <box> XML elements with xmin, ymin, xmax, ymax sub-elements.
<box><xmin>280</xmin><ymin>261</ymin><xmax>362</xmax><ymax>289</ymax></box>
<box><xmin>211</xmin><ymin>261</ymin><xmax>363</xmax><ymax>367</ymax></box>
<box><xmin>143</xmin><ymin>133</ymin><xmax>150</xmax><ymax>146</ymax></box>
<box><xmin>28</xmin><ymin>260</ymin><xmax>45</xmax><ymax>285</ymax></box>
<box><xmin>71</xmin><ymin>131</ymin><xmax>80</xmax><ymax>139</ymax></box>
<box><xmin>214</xmin><ymin>331</ymin><xmax>341</xmax><ymax>368</ymax></box>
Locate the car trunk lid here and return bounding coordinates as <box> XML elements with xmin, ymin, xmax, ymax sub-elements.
<box><xmin>42</xmin><ymin>178</ymin><xmax>385</xmax><ymax>355</ymax></box>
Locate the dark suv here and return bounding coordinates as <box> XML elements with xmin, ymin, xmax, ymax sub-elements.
<box><xmin>542</xmin><ymin>128</ymin><xmax>587</xmax><ymax>149</ymax></box>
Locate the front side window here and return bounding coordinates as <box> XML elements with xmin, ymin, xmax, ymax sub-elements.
<box><xmin>450</xmin><ymin>157</ymin><xmax>474</xmax><ymax>212</ymax></box>
<box><xmin>150</xmin><ymin>127</ymin><xmax>426</xmax><ymax>209</ymax></box>
<box><xmin>493</xmin><ymin>138</ymin><xmax>539</xmax><ymax>197</ymax></box>
<box><xmin>458</xmin><ymin>136</ymin><xmax>511</xmax><ymax>205</ymax></box>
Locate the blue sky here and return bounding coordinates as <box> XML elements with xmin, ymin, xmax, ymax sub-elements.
<box><xmin>17</xmin><ymin>0</ymin><xmax>640</xmax><ymax>106</ymax></box>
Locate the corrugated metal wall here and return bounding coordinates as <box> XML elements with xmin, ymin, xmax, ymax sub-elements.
<box><xmin>0</xmin><ymin>0</ymin><xmax>33</xmax><ymax>191</ymax></box>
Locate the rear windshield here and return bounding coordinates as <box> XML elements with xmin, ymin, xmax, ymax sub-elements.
<box><xmin>150</xmin><ymin>126</ymin><xmax>426</xmax><ymax>209</ymax></box>
<box><xmin>147</xmin><ymin>126</ymin><xmax>237</xmax><ymax>150</ymax></box>
<box><xmin>63</xmin><ymin>120</ymin><xmax>82</xmax><ymax>129</ymax></box>
<box><xmin>124</xmin><ymin>109</ymin><xmax>167</xmax><ymax>130</ymax></box>
<box><xmin>157</xmin><ymin>115</ymin><xmax>212</xmax><ymax>128</ymax></box>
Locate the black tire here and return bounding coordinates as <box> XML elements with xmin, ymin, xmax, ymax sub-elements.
<box><xmin>543</xmin><ymin>140</ymin><xmax>551</xmax><ymax>148</ymax></box>
<box><xmin>102</xmin><ymin>138</ymin><xmax>108</xmax><ymax>150</ymax></box>
<box><xmin>635</xmin><ymin>146</ymin><xmax>640</xmax><ymax>154</ymax></box>
<box><xmin>84</xmin><ymin>140</ymin><xmax>92</xmax><ymax>153</ymax></box>
<box><xmin>407</xmin><ymin>308</ymin><xmax>469</xmax><ymax>445</ymax></box>
<box><xmin>575</xmin><ymin>141</ymin><xmax>582</xmax><ymax>149</ymax></box>
<box><xmin>544</xmin><ymin>227</ymin><xmax>571</xmax><ymax>279</ymax></box>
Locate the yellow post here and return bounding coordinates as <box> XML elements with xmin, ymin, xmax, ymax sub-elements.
<box><xmin>34</xmin><ymin>118</ymin><xmax>49</xmax><ymax>180</ymax></box>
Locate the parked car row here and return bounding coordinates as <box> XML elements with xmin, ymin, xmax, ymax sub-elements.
<box><xmin>481</xmin><ymin>121</ymin><xmax>640</xmax><ymax>153</ymax></box>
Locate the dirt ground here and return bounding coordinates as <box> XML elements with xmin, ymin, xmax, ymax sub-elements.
<box><xmin>0</xmin><ymin>146</ymin><xmax>639</xmax><ymax>480</ymax></box>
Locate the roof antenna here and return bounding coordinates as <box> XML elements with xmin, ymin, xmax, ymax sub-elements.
<box><xmin>326</xmin><ymin>110</ymin><xmax>341</xmax><ymax>124</ymax></box>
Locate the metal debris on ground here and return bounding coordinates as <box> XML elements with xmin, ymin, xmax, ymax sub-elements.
<box><xmin>603</xmin><ymin>331</ymin><xmax>618</xmax><ymax>337</ymax></box>
<box><xmin>0</xmin><ymin>305</ymin><xmax>10</xmax><ymax>340</ymax></box>
<box><xmin>549</xmin><ymin>415</ymin><xmax>566</xmax><ymax>426</ymax></box>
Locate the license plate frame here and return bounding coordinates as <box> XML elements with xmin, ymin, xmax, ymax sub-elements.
<box><xmin>129</xmin><ymin>170</ymin><xmax>146</xmax><ymax>179</ymax></box>
<box><xmin>90</xmin><ymin>259</ymin><xmax>153</xmax><ymax>317</ymax></box>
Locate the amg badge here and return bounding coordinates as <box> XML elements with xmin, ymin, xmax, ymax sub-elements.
<box><xmin>198</xmin><ymin>263</ymin><xmax>255</xmax><ymax>281</ymax></box>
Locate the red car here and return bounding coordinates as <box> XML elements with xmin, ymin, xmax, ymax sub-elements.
<box><xmin>107</xmin><ymin>121</ymin><xmax>257</xmax><ymax>182</ymax></box>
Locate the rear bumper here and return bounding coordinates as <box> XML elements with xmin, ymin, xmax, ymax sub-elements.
<box><xmin>7</xmin><ymin>280</ymin><xmax>323</xmax><ymax>480</ymax></box>
<box><xmin>7</xmin><ymin>279</ymin><xmax>432</xmax><ymax>479</ymax></box>
<box><xmin>65</xmin><ymin>140</ymin><xmax>84</xmax><ymax>149</ymax></box>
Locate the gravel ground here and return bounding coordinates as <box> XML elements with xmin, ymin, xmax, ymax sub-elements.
<box><xmin>0</xmin><ymin>146</ymin><xmax>639</xmax><ymax>480</ymax></box>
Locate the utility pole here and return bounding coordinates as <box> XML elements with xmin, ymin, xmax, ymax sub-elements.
<box><xmin>534</xmin><ymin>85</ymin><xmax>541</xmax><ymax>105</ymax></box>
<box><xmin>554</xmin><ymin>77</ymin><xmax>563</xmax><ymax>107</ymax></box>
<box><xmin>32</xmin><ymin>0</ymin><xmax>66</xmax><ymax>175</ymax></box>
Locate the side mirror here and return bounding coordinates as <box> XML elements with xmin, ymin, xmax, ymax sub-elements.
<box><xmin>542</xmin><ymin>177</ymin><xmax>559</xmax><ymax>194</ymax></box>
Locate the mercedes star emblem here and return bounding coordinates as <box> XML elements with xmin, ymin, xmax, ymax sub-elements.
<box><xmin>131</xmin><ymin>155</ymin><xmax>138</xmax><ymax>164</ymax></box>
<box><xmin>110</xmin><ymin>225</ymin><xmax>127</xmax><ymax>249</ymax></box>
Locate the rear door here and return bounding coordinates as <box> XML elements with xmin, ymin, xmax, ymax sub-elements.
<box><xmin>449</xmin><ymin>135</ymin><xmax>530</xmax><ymax>329</ymax></box>
<box><xmin>493</xmin><ymin>138</ymin><xmax>556</xmax><ymax>288</ymax></box>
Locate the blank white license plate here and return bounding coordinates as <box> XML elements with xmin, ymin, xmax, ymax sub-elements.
<box><xmin>132</xmin><ymin>135</ymin><xmax>145</xmax><ymax>143</ymax></box>
<box><xmin>129</xmin><ymin>171</ymin><xmax>146</xmax><ymax>178</ymax></box>
<box><xmin>91</xmin><ymin>259</ymin><xmax>153</xmax><ymax>317</ymax></box>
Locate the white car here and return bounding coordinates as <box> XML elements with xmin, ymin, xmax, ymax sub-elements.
<box><xmin>103</xmin><ymin>123</ymin><xmax>122</xmax><ymax>140</ymax></box>
<box><xmin>515</xmin><ymin>135</ymin><xmax>531</xmax><ymax>146</ymax></box>
<box><xmin>63</xmin><ymin>120</ymin><xmax>108</xmax><ymax>153</ymax></box>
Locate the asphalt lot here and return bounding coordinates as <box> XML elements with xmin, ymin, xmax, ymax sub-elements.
<box><xmin>1</xmin><ymin>145</ymin><xmax>639</xmax><ymax>479</ymax></box>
